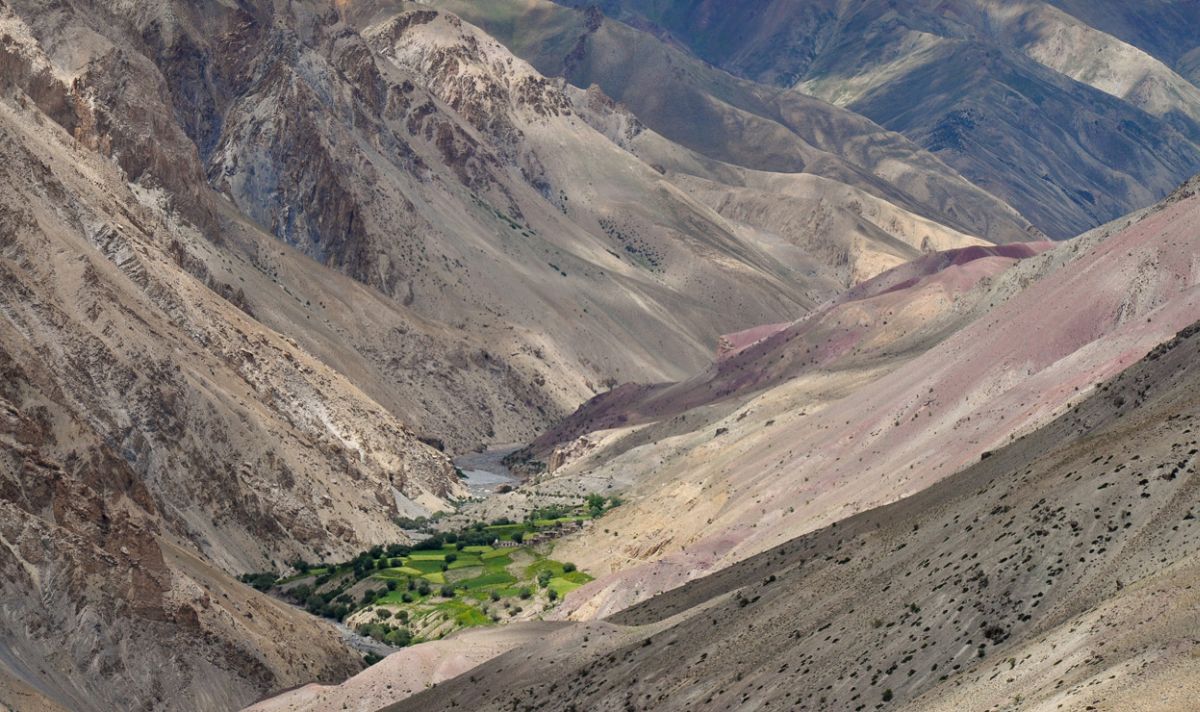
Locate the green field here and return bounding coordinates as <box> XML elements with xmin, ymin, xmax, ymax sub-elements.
<box><xmin>339</xmin><ymin>542</ymin><xmax>593</xmax><ymax>643</ymax></box>
<box><xmin>271</xmin><ymin>499</ymin><xmax>619</xmax><ymax>650</ymax></box>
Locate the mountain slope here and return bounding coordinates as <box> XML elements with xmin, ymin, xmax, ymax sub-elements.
<box><xmin>552</xmin><ymin>0</ymin><xmax>1200</xmax><ymax>238</ymax></box>
<box><xmin>0</xmin><ymin>278</ymin><xmax>362</xmax><ymax>712</ymax></box>
<box><xmin>426</xmin><ymin>0</ymin><xmax>1039</xmax><ymax>247</ymax></box>
<box><xmin>381</xmin><ymin>316</ymin><xmax>1200</xmax><ymax>712</ymax></box>
<box><xmin>537</xmin><ymin>176</ymin><xmax>1200</xmax><ymax>618</ymax></box>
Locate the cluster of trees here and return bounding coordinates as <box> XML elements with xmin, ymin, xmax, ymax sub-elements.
<box><xmin>585</xmin><ymin>493</ymin><xmax>622</xmax><ymax>517</ymax></box>
<box><xmin>356</xmin><ymin>621</ymin><xmax>413</xmax><ymax>647</ymax></box>
<box><xmin>289</xmin><ymin>583</ymin><xmax>355</xmax><ymax>621</ymax></box>
<box><xmin>529</xmin><ymin>504</ymin><xmax>575</xmax><ymax>520</ymax></box>
<box><xmin>238</xmin><ymin>572</ymin><xmax>277</xmax><ymax>592</ymax></box>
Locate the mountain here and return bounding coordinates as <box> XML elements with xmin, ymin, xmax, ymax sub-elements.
<box><xmin>549</xmin><ymin>0</ymin><xmax>1200</xmax><ymax>239</ymax></box>
<box><xmin>0</xmin><ymin>0</ymin><xmax>1025</xmax><ymax>706</ymax></box>
<box><xmin>429</xmin><ymin>0</ymin><xmax>1038</xmax><ymax>241</ymax></box>
<box><xmin>2</xmin><ymin>0</ymin><xmax>1199</xmax><ymax>709</ymax></box>
<box><xmin>257</xmin><ymin>178</ymin><xmax>1200</xmax><ymax>712</ymax></box>
<box><xmin>381</xmin><ymin>314</ymin><xmax>1200</xmax><ymax>712</ymax></box>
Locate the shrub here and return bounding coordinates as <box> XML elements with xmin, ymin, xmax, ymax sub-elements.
<box><xmin>882</xmin><ymin>689</ymin><xmax>894</xmax><ymax>702</ymax></box>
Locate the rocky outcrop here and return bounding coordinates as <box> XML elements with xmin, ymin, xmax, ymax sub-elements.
<box><xmin>0</xmin><ymin>328</ymin><xmax>361</xmax><ymax>712</ymax></box>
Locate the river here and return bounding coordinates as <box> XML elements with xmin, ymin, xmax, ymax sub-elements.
<box><xmin>454</xmin><ymin>446</ymin><xmax>521</xmax><ymax>498</ymax></box>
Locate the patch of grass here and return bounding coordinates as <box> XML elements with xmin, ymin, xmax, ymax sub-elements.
<box><xmin>525</xmin><ymin>558</ymin><xmax>566</xmax><ymax>579</ymax></box>
<box><xmin>549</xmin><ymin>575</ymin><xmax>590</xmax><ymax>596</ymax></box>
<box><xmin>459</xmin><ymin>570</ymin><xmax>518</xmax><ymax>589</ymax></box>
<box><xmin>435</xmin><ymin>600</ymin><xmax>491</xmax><ymax>628</ymax></box>
<box><xmin>406</xmin><ymin>559</ymin><xmax>446</xmax><ymax>574</ymax></box>
<box><xmin>484</xmin><ymin>523</ymin><xmax>530</xmax><ymax>540</ymax></box>
<box><xmin>407</xmin><ymin>552</ymin><xmax>447</xmax><ymax>562</ymax></box>
<box><xmin>377</xmin><ymin>589</ymin><xmax>422</xmax><ymax>605</ymax></box>
<box><xmin>447</xmin><ymin>556</ymin><xmax>483</xmax><ymax>569</ymax></box>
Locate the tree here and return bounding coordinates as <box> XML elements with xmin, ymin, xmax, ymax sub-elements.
<box><xmin>586</xmin><ymin>493</ymin><xmax>606</xmax><ymax>516</ymax></box>
<box><xmin>519</xmin><ymin>587</ymin><xmax>532</xmax><ymax>600</ymax></box>
<box><xmin>882</xmin><ymin>689</ymin><xmax>894</xmax><ymax>703</ymax></box>
<box><xmin>548</xmin><ymin>588</ymin><xmax>559</xmax><ymax>602</ymax></box>
<box><xmin>440</xmin><ymin>585</ymin><xmax>456</xmax><ymax>598</ymax></box>
<box><xmin>384</xmin><ymin>627</ymin><xmax>413</xmax><ymax>647</ymax></box>
<box><xmin>512</xmin><ymin>531</ymin><xmax>524</xmax><ymax>544</ymax></box>
<box><xmin>537</xmin><ymin>570</ymin><xmax>552</xmax><ymax>588</ymax></box>
<box><xmin>562</xmin><ymin>562</ymin><xmax>577</xmax><ymax>573</ymax></box>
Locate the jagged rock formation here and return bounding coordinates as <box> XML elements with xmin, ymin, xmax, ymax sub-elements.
<box><xmin>0</xmin><ymin>297</ymin><xmax>362</xmax><ymax>712</ymax></box>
